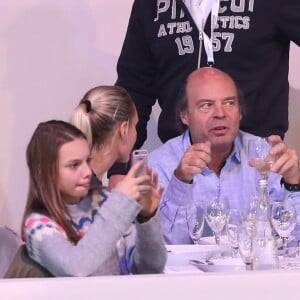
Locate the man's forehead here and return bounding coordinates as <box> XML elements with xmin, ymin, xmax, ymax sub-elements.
<box><xmin>187</xmin><ymin>71</ymin><xmax>235</xmax><ymax>90</ymax></box>
<box><xmin>188</xmin><ymin>66</ymin><xmax>226</xmax><ymax>80</ymax></box>
<box><xmin>194</xmin><ymin>96</ymin><xmax>238</xmax><ymax>103</ymax></box>
<box><xmin>188</xmin><ymin>70</ymin><xmax>234</xmax><ymax>86</ymax></box>
<box><xmin>186</xmin><ymin>79</ymin><xmax>237</xmax><ymax>98</ymax></box>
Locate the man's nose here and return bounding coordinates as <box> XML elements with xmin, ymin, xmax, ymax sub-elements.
<box><xmin>213</xmin><ymin>103</ymin><xmax>225</xmax><ymax>118</ymax></box>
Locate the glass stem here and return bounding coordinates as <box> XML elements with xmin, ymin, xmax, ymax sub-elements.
<box><xmin>232</xmin><ymin>247</ymin><xmax>239</xmax><ymax>257</ymax></box>
<box><xmin>282</xmin><ymin>237</ymin><xmax>288</xmax><ymax>249</ymax></box>
<box><xmin>245</xmin><ymin>262</ymin><xmax>253</xmax><ymax>271</ymax></box>
<box><xmin>214</xmin><ymin>233</ymin><xmax>220</xmax><ymax>245</ymax></box>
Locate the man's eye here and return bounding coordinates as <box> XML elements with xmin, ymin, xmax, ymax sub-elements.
<box><xmin>199</xmin><ymin>102</ymin><xmax>213</xmax><ymax>110</ymax></box>
<box><xmin>224</xmin><ymin>100</ymin><xmax>236</xmax><ymax>108</ymax></box>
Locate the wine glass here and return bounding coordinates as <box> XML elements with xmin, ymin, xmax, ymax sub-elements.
<box><xmin>227</xmin><ymin>209</ymin><xmax>242</xmax><ymax>256</ymax></box>
<box><xmin>285</xmin><ymin>193</ymin><xmax>300</xmax><ymax>240</ymax></box>
<box><xmin>204</xmin><ymin>196</ymin><xmax>229</xmax><ymax>245</ymax></box>
<box><xmin>186</xmin><ymin>199</ymin><xmax>205</xmax><ymax>244</ymax></box>
<box><xmin>238</xmin><ymin>221</ymin><xmax>256</xmax><ymax>270</ymax></box>
<box><xmin>271</xmin><ymin>201</ymin><xmax>297</xmax><ymax>251</ymax></box>
<box><xmin>241</xmin><ymin>196</ymin><xmax>258</xmax><ymax>227</ymax></box>
<box><xmin>248</xmin><ymin>137</ymin><xmax>275</xmax><ymax>180</ymax></box>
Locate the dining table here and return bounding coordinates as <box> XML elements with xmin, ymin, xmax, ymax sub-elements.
<box><xmin>1</xmin><ymin>237</ymin><xmax>300</xmax><ymax>300</ymax></box>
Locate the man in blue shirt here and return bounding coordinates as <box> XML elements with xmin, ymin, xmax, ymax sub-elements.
<box><xmin>149</xmin><ymin>67</ymin><xmax>300</xmax><ymax>244</ymax></box>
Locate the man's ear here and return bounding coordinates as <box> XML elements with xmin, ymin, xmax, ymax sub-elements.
<box><xmin>180</xmin><ymin>110</ymin><xmax>189</xmax><ymax>127</ymax></box>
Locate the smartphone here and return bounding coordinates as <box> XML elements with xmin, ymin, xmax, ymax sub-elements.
<box><xmin>131</xmin><ymin>149</ymin><xmax>148</xmax><ymax>177</ymax></box>
<box><xmin>132</xmin><ymin>149</ymin><xmax>150</xmax><ymax>210</ymax></box>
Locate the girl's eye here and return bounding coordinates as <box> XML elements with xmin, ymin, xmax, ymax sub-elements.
<box><xmin>69</xmin><ymin>162</ymin><xmax>79</xmax><ymax>169</ymax></box>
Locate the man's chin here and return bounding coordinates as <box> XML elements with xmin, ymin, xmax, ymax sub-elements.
<box><xmin>210</xmin><ymin>137</ymin><xmax>233</xmax><ymax>151</ymax></box>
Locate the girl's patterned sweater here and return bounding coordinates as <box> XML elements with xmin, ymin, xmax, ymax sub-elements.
<box><xmin>24</xmin><ymin>189</ymin><xmax>166</xmax><ymax>276</ymax></box>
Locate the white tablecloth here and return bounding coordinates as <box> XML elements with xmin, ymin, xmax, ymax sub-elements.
<box><xmin>1</xmin><ymin>243</ymin><xmax>300</xmax><ymax>300</ymax></box>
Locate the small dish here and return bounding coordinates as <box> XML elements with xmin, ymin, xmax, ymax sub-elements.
<box><xmin>166</xmin><ymin>244</ymin><xmax>230</xmax><ymax>267</ymax></box>
<box><xmin>193</xmin><ymin>257</ymin><xmax>246</xmax><ymax>272</ymax></box>
<box><xmin>199</xmin><ymin>235</ymin><xmax>229</xmax><ymax>245</ymax></box>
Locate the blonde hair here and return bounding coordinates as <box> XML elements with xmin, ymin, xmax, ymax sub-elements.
<box><xmin>70</xmin><ymin>86</ymin><xmax>136</xmax><ymax>150</ymax></box>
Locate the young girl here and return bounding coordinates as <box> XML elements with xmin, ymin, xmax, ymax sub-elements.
<box><xmin>23</xmin><ymin>117</ymin><xmax>166</xmax><ymax>276</ymax></box>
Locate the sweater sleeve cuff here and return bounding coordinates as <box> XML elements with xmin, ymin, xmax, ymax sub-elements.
<box><xmin>100</xmin><ymin>189</ymin><xmax>142</xmax><ymax>230</ymax></box>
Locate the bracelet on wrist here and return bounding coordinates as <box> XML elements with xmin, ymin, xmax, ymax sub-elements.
<box><xmin>280</xmin><ymin>178</ymin><xmax>300</xmax><ymax>192</ymax></box>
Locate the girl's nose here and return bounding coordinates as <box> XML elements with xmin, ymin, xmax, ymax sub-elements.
<box><xmin>83</xmin><ymin>162</ymin><xmax>92</xmax><ymax>178</ymax></box>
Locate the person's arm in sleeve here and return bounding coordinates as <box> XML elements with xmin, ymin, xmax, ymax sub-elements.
<box><xmin>116</xmin><ymin>0</ymin><xmax>157</xmax><ymax>149</ymax></box>
<box><xmin>149</xmin><ymin>153</ymin><xmax>194</xmax><ymax>245</ymax></box>
<box><xmin>25</xmin><ymin>190</ymin><xmax>141</xmax><ymax>277</ymax></box>
<box><xmin>276</xmin><ymin>0</ymin><xmax>300</xmax><ymax>46</ymax></box>
<box><xmin>122</xmin><ymin>214</ymin><xmax>167</xmax><ymax>274</ymax></box>
<box><xmin>149</xmin><ymin>140</ymin><xmax>211</xmax><ymax>244</ymax></box>
<box><xmin>159</xmin><ymin>174</ymin><xmax>195</xmax><ymax>244</ymax></box>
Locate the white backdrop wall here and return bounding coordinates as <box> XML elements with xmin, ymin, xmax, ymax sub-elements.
<box><xmin>0</xmin><ymin>1</ymin><xmax>299</xmax><ymax>233</ymax></box>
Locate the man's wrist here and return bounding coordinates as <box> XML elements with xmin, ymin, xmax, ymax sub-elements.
<box><xmin>174</xmin><ymin>169</ymin><xmax>193</xmax><ymax>184</ymax></box>
<box><xmin>280</xmin><ymin>178</ymin><xmax>300</xmax><ymax>192</ymax></box>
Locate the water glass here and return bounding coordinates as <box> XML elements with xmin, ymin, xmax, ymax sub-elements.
<box><xmin>281</xmin><ymin>247</ymin><xmax>300</xmax><ymax>270</ymax></box>
<box><xmin>248</xmin><ymin>137</ymin><xmax>275</xmax><ymax>180</ymax></box>
<box><xmin>186</xmin><ymin>200</ymin><xmax>204</xmax><ymax>244</ymax></box>
<box><xmin>238</xmin><ymin>221</ymin><xmax>256</xmax><ymax>270</ymax></box>
<box><xmin>271</xmin><ymin>201</ymin><xmax>297</xmax><ymax>250</ymax></box>
<box><xmin>285</xmin><ymin>193</ymin><xmax>300</xmax><ymax>239</ymax></box>
<box><xmin>227</xmin><ymin>209</ymin><xmax>242</xmax><ymax>256</ymax></box>
<box><xmin>204</xmin><ymin>196</ymin><xmax>229</xmax><ymax>245</ymax></box>
<box><xmin>241</xmin><ymin>196</ymin><xmax>258</xmax><ymax>226</ymax></box>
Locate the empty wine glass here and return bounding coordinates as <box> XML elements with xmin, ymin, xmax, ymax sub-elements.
<box><xmin>238</xmin><ymin>221</ymin><xmax>256</xmax><ymax>270</ymax></box>
<box><xmin>248</xmin><ymin>137</ymin><xmax>275</xmax><ymax>180</ymax></box>
<box><xmin>186</xmin><ymin>199</ymin><xmax>205</xmax><ymax>244</ymax></box>
<box><xmin>241</xmin><ymin>196</ymin><xmax>258</xmax><ymax>227</ymax></box>
<box><xmin>281</xmin><ymin>246</ymin><xmax>300</xmax><ymax>270</ymax></box>
<box><xmin>204</xmin><ymin>196</ymin><xmax>229</xmax><ymax>245</ymax></box>
<box><xmin>227</xmin><ymin>209</ymin><xmax>242</xmax><ymax>256</ymax></box>
<box><xmin>271</xmin><ymin>201</ymin><xmax>296</xmax><ymax>251</ymax></box>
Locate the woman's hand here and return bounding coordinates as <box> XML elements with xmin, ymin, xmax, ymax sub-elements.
<box><xmin>137</xmin><ymin>166</ymin><xmax>164</xmax><ymax>220</ymax></box>
<box><xmin>114</xmin><ymin>161</ymin><xmax>164</xmax><ymax>220</ymax></box>
<box><xmin>114</xmin><ymin>160</ymin><xmax>151</xmax><ymax>200</ymax></box>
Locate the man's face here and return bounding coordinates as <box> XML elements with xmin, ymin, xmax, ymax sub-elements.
<box><xmin>181</xmin><ymin>69</ymin><xmax>241</xmax><ymax>152</ymax></box>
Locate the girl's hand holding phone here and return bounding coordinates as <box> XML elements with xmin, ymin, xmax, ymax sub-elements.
<box><xmin>131</xmin><ymin>150</ymin><xmax>164</xmax><ymax>218</ymax></box>
<box><xmin>115</xmin><ymin>150</ymin><xmax>164</xmax><ymax>221</ymax></box>
<box><xmin>115</xmin><ymin>160</ymin><xmax>150</xmax><ymax>201</ymax></box>
<box><xmin>137</xmin><ymin>166</ymin><xmax>164</xmax><ymax>220</ymax></box>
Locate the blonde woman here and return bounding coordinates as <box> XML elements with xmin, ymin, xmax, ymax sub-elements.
<box><xmin>20</xmin><ymin>86</ymin><xmax>166</xmax><ymax>277</ymax></box>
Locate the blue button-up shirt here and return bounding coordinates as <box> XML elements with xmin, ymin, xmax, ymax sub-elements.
<box><xmin>149</xmin><ymin>130</ymin><xmax>300</xmax><ymax>244</ymax></box>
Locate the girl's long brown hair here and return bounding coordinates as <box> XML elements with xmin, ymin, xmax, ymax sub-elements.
<box><xmin>23</xmin><ymin>120</ymin><xmax>87</xmax><ymax>244</ymax></box>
